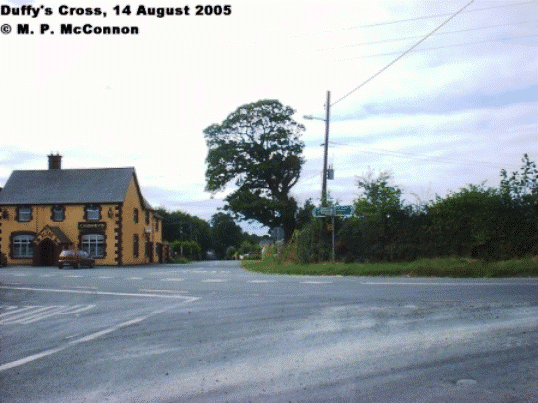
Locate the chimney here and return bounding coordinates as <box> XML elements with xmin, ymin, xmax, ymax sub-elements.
<box><xmin>48</xmin><ymin>153</ymin><xmax>62</xmax><ymax>170</ymax></box>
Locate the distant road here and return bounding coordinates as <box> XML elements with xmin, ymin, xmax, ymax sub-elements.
<box><xmin>1</xmin><ymin>262</ymin><xmax>537</xmax><ymax>402</ymax></box>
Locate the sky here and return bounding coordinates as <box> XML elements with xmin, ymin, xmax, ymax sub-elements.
<box><xmin>2</xmin><ymin>0</ymin><xmax>537</xmax><ymax>235</ymax></box>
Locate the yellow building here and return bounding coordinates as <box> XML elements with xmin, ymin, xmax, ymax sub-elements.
<box><xmin>0</xmin><ymin>154</ymin><xmax>169</xmax><ymax>266</ymax></box>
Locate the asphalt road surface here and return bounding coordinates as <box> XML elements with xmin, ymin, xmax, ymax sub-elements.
<box><xmin>1</xmin><ymin>261</ymin><xmax>537</xmax><ymax>402</ymax></box>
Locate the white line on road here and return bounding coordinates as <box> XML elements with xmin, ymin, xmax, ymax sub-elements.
<box><xmin>0</xmin><ymin>300</ymin><xmax>198</xmax><ymax>372</ymax></box>
<box><xmin>0</xmin><ymin>316</ymin><xmax>146</xmax><ymax>372</ymax></box>
<box><xmin>0</xmin><ymin>286</ymin><xmax>199</xmax><ymax>302</ymax></box>
<box><xmin>360</xmin><ymin>282</ymin><xmax>532</xmax><ymax>286</ymax></box>
<box><xmin>301</xmin><ymin>281</ymin><xmax>333</xmax><ymax>284</ymax></box>
<box><xmin>202</xmin><ymin>279</ymin><xmax>227</xmax><ymax>283</ymax></box>
<box><xmin>161</xmin><ymin>278</ymin><xmax>184</xmax><ymax>282</ymax></box>
<box><xmin>248</xmin><ymin>280</ymin><xmax>276</xmax><ymax>283</ymax></box>
<box><xmin>126</xmin><ymin>277</ymin><xmax>143</xmax><ymax>280</ymax></box>
<box><xmin>0</xmin><ymin>305</ymin><xmax>96</xmax><ymax>325</ymax></box>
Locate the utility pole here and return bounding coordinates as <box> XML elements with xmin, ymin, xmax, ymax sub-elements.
<box><xmin>321</xmin><ymin>90</ymin><xmax>331</xmax><ymax>206</ymax></box>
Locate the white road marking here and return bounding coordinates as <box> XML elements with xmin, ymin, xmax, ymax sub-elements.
<box><xmin>39</xmin><ymin>274</ymin><xmax>58</xmax><ymax>277</ymax></box>
<box><xmin>0</xmin><ymin>286</ymin><xmax>199</xmax><ymax>302</ymax></box>
<box><xmin>126</xmin><ymin>277</ymin><xmax>143</xmax><ymax>280</ymax></box>
<box><xmin>301</xmin><ymin>281</ymin><xmax>333</xmax><ymax>284</ymax></box>
<box><xmin>0</xmin><ymin>305</ymin><xmax>96</xmax><ymax>325</ymax></box>
<box><xmin>0</xmin><ymin>306</ymin><xmax>38</xmax><ymax>317</ymax></box>
<box><xmin>97</xmin><ymin>276</ymin><xmax>113</xmax><ymax>279</ymax></box>
<box><xmin>248</xmin><ymin>280</ymin><xmax>276</xmax><ymax>283</ymax></box>
<box><xmin>10</xmin><ymin>273</ymin><xmax>30</xmax><ymax>277</ymax></box>
<box><xmin>161</xmin><ymin>278</ymin><xmax>184</xmax><ymax>282</ymax></box>
<box><xmin>0</xmin><ymin>300</ymin><xmax>198</xmax><ymax>372</ymax></box>
<box><xmin>64</xmin><ymin>275</ymin><xmax>83</xmax><ymax>278</ymax></box>
<box><xmin>360</xmin><ymin>282</ymin><xmax>526</xmax><ymax>286</ymax></box>
<box><xmin>139</xmin><ymin>289</ymin><xmax>188</xmax><ymax>294</ymax></box>
<box><xmin>202</xmin><ymin>279</ymin><xmax>227</xmax><ymax>283</ymax></box>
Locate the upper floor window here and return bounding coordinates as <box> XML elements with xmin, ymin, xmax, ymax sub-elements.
<box><xmin>85</xmin><ymin>204</ymin><xmax>100</xmax><ymax>221</ymax></box>
<box><xmin>145</xmin><ymin>211</ymin><xmax>150</xmax><ymax>225</ymax></box>
<box><xmin>155</xmin><ymin>219</ymin><xmax>159</xmax><ymax>232</ymax></box>
<box><xmin>134</xmin><ymin>208</ymin><xmax>139</xmax><ymax>224</ymax></box>
<box><xmin>52</xmin><ymin>205</ymin><xmax>65</xmax><ymax>222</ymax></box>
<box><xmin>13</xmin><ymin>234</ymin><xmax>34</xmax><ymax>257</ymax></box>
<box><xmin>18</xmin><ymin>206</ymin><xmax>32</xmax><ymax>222</ymax></box>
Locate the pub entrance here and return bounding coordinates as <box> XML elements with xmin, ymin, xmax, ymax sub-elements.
<box><xmin>35</xmin><ymin>238</ymin><xmax>58</xmax><ymax>266</ymax></box>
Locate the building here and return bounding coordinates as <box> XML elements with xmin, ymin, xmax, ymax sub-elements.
<box><xmin>0</xmin><ymin>154</ymin><xmax>169</xmax><ymax>266</ymax></box>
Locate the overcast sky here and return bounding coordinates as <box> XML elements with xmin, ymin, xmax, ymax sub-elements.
<box><xmin>2</xmin><ymin>0</ymin><xmax>537</xmax><ymax>235</ymax></box>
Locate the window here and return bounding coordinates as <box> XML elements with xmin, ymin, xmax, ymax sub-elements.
<box><xmin>86</xmin><ymin>204</ymin><xmax>100</xmax><ymax>221</ymax></box>
<box><xmin>145</xmin><ymin>234</ymin><xmax>150</xmax><ymax>257</ymax></box>
<box><xmin>52</xmin><ymin>205</ymin><xmax>65</xmax><ymax>222</ymax></box>
<box><xmin>133</xmin><ymin>234</ymin><xmax>139</xmax><ymax>258</ymax></box>
<box><xmin>133</xmin><ymin>208</ymin><xmax>139</xmax><ymax>224</ymax></box>
<box><xmin>13</xmin><ymin>235</ymin><xmax>34</xmax><ymax>257</ymax></box>
<box><xmin>82</xmin><ymin>234</ymin><xmax>105</xmax><ymax>257</ymax></box>
<box><xmin>155</xmin><ymin>219</ymin><xmax>159</xmax><ymax>232</ymax></box>
<box><xmin>145</xmin><ymin>210</ymin><xmax>150</xmax><ymax>225</ymax></box>
<box><xmin>18</xmin><ymin>206</ymin><xmax>31</xmax><ymax>222</ymax></box>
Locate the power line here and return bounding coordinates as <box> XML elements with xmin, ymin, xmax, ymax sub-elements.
<box><xmin>337</xmin><ymin>2</ymin><xmax>535</xmax><ymax>32</ymax></box>
<box><xmin>328</xmin><ymin>140</ymin><xmax>522</xmax><ymax>170</ymax></box>
<box><xmin>336</xmin><ymin>34</ymin><xmax>537</xmax><ymax>61</ymax></box>
<box><xmin>331</xmin><ymin>0</ymin><xmax>476</xmax><ymax>107</ymax></box>
<box><xmin>284</xmin><ymin>1</ymin><xmax>535</xmax><ymax>40</ymax></box>
<box><xmin>316</xmin><ymin>20</ymin><xmax>537</xmax><ymax>52</ymax></box>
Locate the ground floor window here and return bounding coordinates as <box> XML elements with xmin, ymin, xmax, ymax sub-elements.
<box><xmin>13</xmin><ymin>235</ymin><xmax>35</xmax><ymax>257</ymax></box>
<box><xmin>133</xmin><ymin>234</ymin><xmax>139</xmax><ymax>258</ymax></box>
<box><xmin>81</xmin><ymin>234</ymin><xmax>105</xmax><ymax>257</ymax></box>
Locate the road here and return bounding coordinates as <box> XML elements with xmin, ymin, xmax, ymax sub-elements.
<box><xmin>1</xmin><ymin>261</ymin><xmax>537</xmax><ymax>402</ymax></box>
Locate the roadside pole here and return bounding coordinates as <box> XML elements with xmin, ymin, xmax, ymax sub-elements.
<box><xmin>312</xmin><ymin>205</ymin><xmax>354</xmax><ymax>263</ymax></box>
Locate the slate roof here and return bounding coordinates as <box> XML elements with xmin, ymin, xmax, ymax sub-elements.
<box><xmin>0</xmin><ymin>168</ymin><xmax>138</xmax><ymax>205</ymax></box>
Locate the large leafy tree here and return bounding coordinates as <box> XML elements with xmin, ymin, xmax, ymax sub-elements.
<box><xmin>210</xmin><ymin>212</ymin><xmax>244</xmax><ymax>259</ymax></box>
<box><xmin>204</xmin><ymin>99</ymin><xmax>305</xmax><ymax>240</ymax></box>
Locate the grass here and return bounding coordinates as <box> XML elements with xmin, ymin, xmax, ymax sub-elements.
<box><xmin>241</xmin><ymin>256</ymin><xmax>538</xmax><ymax>278</ymax></box>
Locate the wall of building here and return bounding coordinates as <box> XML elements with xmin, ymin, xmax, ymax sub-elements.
<box><xmin>0</xmin><ymin>176</ymin><xmax>165</xmax><ymax>266</ymax></box>
<box><xmin>0</xmin><ymin>203</ymin><xmax>120</xmax><ymax>266</ymax></box>
<box><xmin>115</xmin><ymin>177</ymin><xmax>164</xmax><ymax>265</ymax></box>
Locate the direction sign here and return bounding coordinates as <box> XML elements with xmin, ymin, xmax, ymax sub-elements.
<box><xmin>334</xmin><ymin>205</ymin><xmax>354</xmax><ymax>216</ymax></box>
<box><xmin>312</xmin><ymin>205</ymin><xmax>354</xmax><ymax>217</ymax></box>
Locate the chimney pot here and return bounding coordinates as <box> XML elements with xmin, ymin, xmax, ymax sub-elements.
<box><xmin>48</xmin><ymin>153</ymin><xmax>62</xmax><ymax>170</ymax></box>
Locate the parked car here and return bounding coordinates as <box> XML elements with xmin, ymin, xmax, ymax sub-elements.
<box><xmin>0</xmin><ymin>252</ymin><xmax>7</xmax><ymax>267</ymax></box>
<box><xmin>58</xmin><ymin>250</ymin><xmax>95</xmax><ymax>269</ymax></box>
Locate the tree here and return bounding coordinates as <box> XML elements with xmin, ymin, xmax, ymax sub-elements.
<box><xmin>340</xmin><ymin>169</ymin><xmax>410</xmax><ymax>261</ymax></box>
<box><xmin>204</xmin><ymin>99</ymin><xmax>305</xmax><ymax>241</ymax></box>
<box><xmin>157</xmin><ymin>208</ymin><xmax>212</xmax><ymax>258</ymax></box>
<box><xmin>210</xmin><ymin>212</ymin><xmax>243</xmax><ymax>259</ymax></box>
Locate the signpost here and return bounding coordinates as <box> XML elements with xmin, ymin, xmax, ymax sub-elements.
<box><xmin>312</xmin><ymin>205</ymin><xmax>354</xmax><ymax>217</ymax></box>
<box><xmin>311</xmin><ymin>205</ymin><xmax>354</xmax><ymax>262</ymax></box>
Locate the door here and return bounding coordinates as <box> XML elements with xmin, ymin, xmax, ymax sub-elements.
<box><xmin>35</xmin><ymin>239</ymin><xmax>57</xmax><ymax>266</ymax></box>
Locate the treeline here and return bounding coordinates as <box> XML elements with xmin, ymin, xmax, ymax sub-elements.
<box><xmin>296</xmin><ymin>154</ymin><xmax>538</xmax><ymax>263</ymax></box>
<box><xmin>156</xmin><ymin>209</ymin><xmax>267</xmax><ymax>261</ymax></box>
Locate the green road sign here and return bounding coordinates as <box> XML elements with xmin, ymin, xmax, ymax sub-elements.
<box><xmin>334</xmin><ymin>205</ymin><xmax>354</xmax><ymax>216</ymax></box>
<box><xmin>312</xmin><ymin>205</ymin><xmax>354</xmax><ymax>217</ymax></box>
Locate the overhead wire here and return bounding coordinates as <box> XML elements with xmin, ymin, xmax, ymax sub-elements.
<box><xmin>326</xmin><ymin>140</ymin><xmax>522</xmax><ymax>170</ymax></box>
<box><xmin>316</xmin><ymin>20</ymin><xmax>537</xmax><ymax>52</ymax></box>
<box><xmin>284</xmin><ymin>1</ymin><xmax>535</xmax><ymax>39</ymax></box>
<box><xmin>331</xmin><ymin>0</ymin><xmax>475</xmax><ymax>107</ymax></box>
<box><xmin>336</xmin><ymin>34</ymin><xmax>537</xmax><ymax>61</ymax></box>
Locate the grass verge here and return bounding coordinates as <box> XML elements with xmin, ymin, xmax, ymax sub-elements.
<box><xmin>241</xmin><ymin>257</ymin><xmax>538</xmax><ymax>278</ymax></box>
